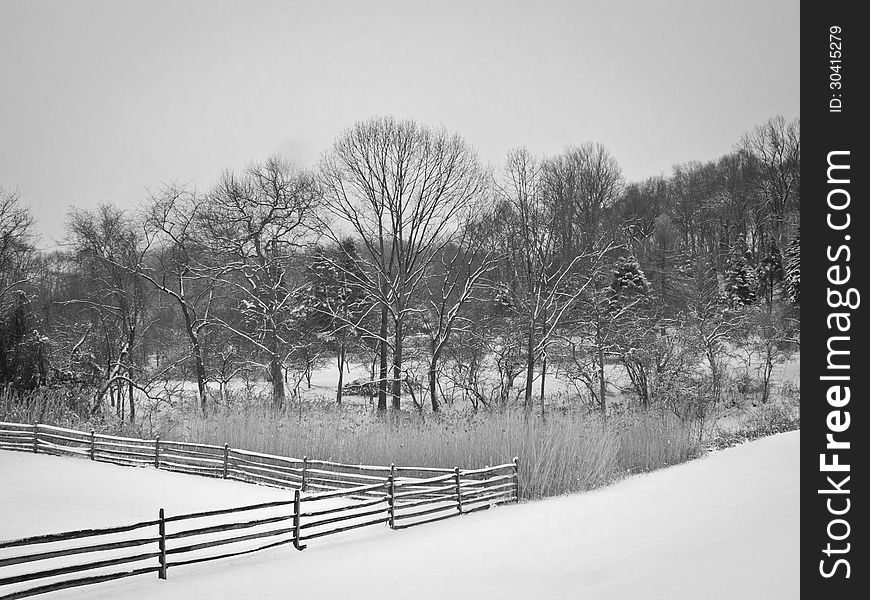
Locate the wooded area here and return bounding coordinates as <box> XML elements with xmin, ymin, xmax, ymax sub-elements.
<box><xmin>0</xmin><ymin>115</ymin><xmax>799</xmax><ymax>422</ymax></box>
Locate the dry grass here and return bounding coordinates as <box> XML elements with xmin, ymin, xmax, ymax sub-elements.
<box><xmin>155</xmin><ymin>406</ymin><xmax>699</xmax><ymax>499</ymax></box>
<box><xmin>0</xmin><ymin>387</ymin><xmax>91</xmax><ymax>425</ymax></box>
<box><xmin>0</xmin><ymin>387</ymin><xmax>719</xmax><ymax>500</ymax></box>
<box><xmin>615</xmin><ymin>413</ymin><xmax>700</xmax><ymax>474</ymax></box>
<box><xmin>710</xmin><ymin>397</ymin><xmax>800</xmax><ymax>450</ymax></box>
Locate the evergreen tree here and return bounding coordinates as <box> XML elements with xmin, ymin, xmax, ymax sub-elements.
<box><xmin>724</xmin><ymin>236</ymin><xmax>756</xmax><ymax>308</ymax></box>
<box><xmin>609</xmin><ymin>255</ymin><xmax>650</xmax><ymax>309</ymax></box>
<box><xmin>756</xmin><ymin>240</ymin><xmax>784</xmax><ymax>306</ymax></box>
<box><xmin>783</xmin><ymin>227</ymin><xmax>800</xmax><ymax>304</ymax></box>
<box><xmin>607</xmin><ymin>255</ymin><xmax>655</xmax><ymax>408</ymax></box>
<box><xmin>0</xmin><ymin>290</ymin><xmax>48</xmax><ymax>392</ymax></box>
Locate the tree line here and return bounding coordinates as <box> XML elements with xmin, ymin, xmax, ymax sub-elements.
<box><xmin>0</xmin><ymin>115</ymin><xmax>800</xmax><ymax>421</ymax></box>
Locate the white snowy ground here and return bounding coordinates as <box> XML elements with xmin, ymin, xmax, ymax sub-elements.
<box><xmin>0</xmin><ymin>431</ymin><xmax>799</xmax><ymax>599</ymax></box>
<box><xmin>0</xmin><ymin>452</ymin><xmax>294</xmax><ymax>539</ymax></box>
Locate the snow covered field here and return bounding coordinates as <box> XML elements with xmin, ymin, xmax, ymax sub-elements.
<box><xmin>0</xmin><ymin>452</ymin><xmax>294</xmax><ymax>539</ymax></box>
<box><xmin>0</xmin><ymin>430</ymin><xmax>798</xmax><ymax>599</ymax></box>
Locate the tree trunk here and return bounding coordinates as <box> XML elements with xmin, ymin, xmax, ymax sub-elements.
<box><xmin>539</xmin><ymin>354</ymin><xmax>547</xmax><ymax>418</ymax></box>
<box><xmin>93</xmin><ymin>343</ymin><xmax>129</xmax><ymax>415</ymax></box>
<box><xmin>428</xmin><ymin>365</ymin><xmax>439</xmax><ymax>413</ymax></box>
<box><xmin>391</xmin><ymin>319</ymin><xmax>403</xmax><ymax>410</ymax></box>
<box><xmin>305</xmin><ymin>355</ymin><xmax>313</xmax><ymax>389</ymax></box>
<box><xmin>128</xmin><ymin>373</ymin><xmax>135</xmax><ymax>423</ymax></box>
<box><xmin>192</xmin><ymin>341</ymin><xmax>208</xmax><ymax>416</ymax></box>
<box><xmin>761</xmin><ymin>345</ymin><xmax>774</xmax><ymax>404</ymax></box>
<box><xmin>270</xmin><ymin>356</ymin><xmax>285</xmax><ymax>409</ymax></box>
<box><xmin>706</xmin><ymin>347</ymin><xmax>720</xmax><ymax>404</ymax></box>
<box><xmin>180</xmin><ymin>301</ymin><xmax>208</xmax><ymax>416</ymax></box>
<box><xmin>269</xmin><ymin>332</ymin><xmax>285</xmax><ymax>409</ymax></box>
<box><xmin>598</xmin><ymin>345</ymin><xmax>606</xmax><ymax>419</ymax></box>
<box><xmin>524</xmin><ymin>318</ymin><xmax>535</xmax><ymax>410</ymax></box>
<box><xmin>429</xmin><ymin>337</ymin><xmax>440</xmax><ymax>413</ymax></box>
<box><xmin>377</xmin><ymin>306</ymin><xmax>388</xmax><ymax>411</ymax></box>
<box><xmin>335</xmin><ymin>342</ymin><xmax>346</xmax><ymax>406</ymax></box>
<box><xmin>538</xmin><ymin>310</ymin><xmax>547</xmax><ymax>417</ymax></box>
<box><xmin>369</xmin><ymin>353</ymin><xmax>377</xmax><ymax>409</ymax></box>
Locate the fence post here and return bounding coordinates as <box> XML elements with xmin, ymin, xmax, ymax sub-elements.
<box><xmin>387</xmin><ymin>463</ymin><xmax>395</xmax><ymax>529</ymax></box>
<box><xmin>292</xmin><ymin>489</ymin><xmax>306</xmax><ymax>550</ymax></box>
<box><xmin>158</xmin><ymin>508</ymin><xmax>167</xmax><ymax>580</ymax></box>
<box><xmin>455</xmin><ymin>467</ymin><xmax>463</xmax><ymax>514</ymax></box>
<box><xmin>223</xmin><ymin>444</ymin><xmax>229</xmax><ymax>479</ymax></box>
<box><xmin>154</xmin><ymin>437</ymin><xmax>160</xmax><ymax>469</ymax></box>
<box><xmin>32</xmin><ymin>423</ymin><xmax>38</xmax><ymax>454</ymax></box>
<box><xmin>301</xmin><ymin>456</ymin><xmax>308</xmax><ymax>492</ymax></box>
<box><xmin>89</xmin><ymin>430</ymin><xmax>95</xmax><ymax>460</ymax></box>
<box><xmin>513</xmin><ymin>456</ymin><xmax>520</xmax><ymax>502</ymax></box>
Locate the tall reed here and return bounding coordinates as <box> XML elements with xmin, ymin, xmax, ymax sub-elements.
<box><xmin>0</xmin><ymin>388</ymin><xmax>704</xmax><ymax>499</ymax></box>
<box><xmin>162</xmin><ymin>407</ymin><xmax>699</xmax><ymax>499</ymax></box>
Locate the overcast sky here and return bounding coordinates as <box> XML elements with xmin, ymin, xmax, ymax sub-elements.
<box><xmin>0</xmin><ymin>0</ymin><xmax>799</xmax><ymax>247</ymax></box>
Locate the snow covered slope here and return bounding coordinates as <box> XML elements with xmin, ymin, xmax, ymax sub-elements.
<box><xmin>0</xmin><ymin>430</ymin><xmax>799</xmax><ymax>599</ymax></box>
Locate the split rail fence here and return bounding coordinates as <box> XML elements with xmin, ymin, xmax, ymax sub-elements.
<box><xmin>0</xmin><ymin>421</ymin><xmax>519</xmax><ymax>599</ymax></box>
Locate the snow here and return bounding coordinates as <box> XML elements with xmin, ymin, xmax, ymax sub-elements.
<box><xmin>0</xmin><ymin>452</ymin><xmax>294</xmax><ymax>539</ymax></box>
<box><xmin>0</xmin><ymin>430</ymin><xmax>798</xmax><ymax>599</ymax></box>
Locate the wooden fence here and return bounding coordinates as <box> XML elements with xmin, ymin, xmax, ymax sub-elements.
<box><xmin>0</xmin><ymin>422</ymin><xmax>519</xmax><ymax>599</ymax></box>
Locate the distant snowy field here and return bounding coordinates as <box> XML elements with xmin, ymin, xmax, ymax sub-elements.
<box><xmin>0</xmin><ymin>431</ymin><xmax>798</xmax><ymax>599</ymax></box>
<box><xmin>152</xmin><ymin>351</ymin><xmax>800</xmax><ymax>411</ymax></box>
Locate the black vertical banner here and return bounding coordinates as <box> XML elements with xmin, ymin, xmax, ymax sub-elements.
<box><xmin>802</xmin><ymin>2</ymin><xmax>866</xmax><ymax>596</ymax></box>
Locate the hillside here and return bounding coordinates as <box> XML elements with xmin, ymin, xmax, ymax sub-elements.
<box><xmin>0</xmin><ymin>430</ymin><xmax>798</xmax><ymax>599</ymax></box>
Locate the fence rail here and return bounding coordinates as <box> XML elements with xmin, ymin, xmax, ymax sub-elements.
<box><xmin>0</xmin><ymin>421</ymin><xmax>519</xmax><ymax>599</ymax></box>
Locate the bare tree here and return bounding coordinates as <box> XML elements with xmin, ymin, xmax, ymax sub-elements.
<box><xmin>64</xmin><ymin>205</ymin><xmax>148</xmax><ymax>420</ymax></box>
<box><xmin>685</xmin><ymin>257</ymin><xmax>741</xmax><ymax>405</ymax></box>
<box><xmin>562</xmin><ymin>256</ymin><xmax>645</xmax><ymax>416</ymax></box>
<box><xmin>198</xmin><ymin>157</ymin><xmax>320</xmax><ymax>409</ymax></box>
<box><xmin>543</xmin><ymin>143</ymin><xmax>623</xmax><ymax>257</ymax></box>
<box><xmin>420</xmin><ymin>216</ymin><xmax>498</xmax><ymax>412</ymax></box>
<box><xmin>0</xmin><ymin>188</ymin><xmax>36</xmax><ymax>299</ymax></box>
<box><xmin>0</xmin><ymin>189</ymin><xmax>41</xmax><ymax>395</ymax></box>
<box><xmin>444</xmin><ymin>309</ymin><xmax>525</xmax><ymax>411</ymax></box>
<box><xmin>709</xmin><ymin>153</ymin><xmax>755</xmax><ymax>265</ymax></box>
<box><xmin>739</xmin><ymin>116</ymin><xmax>800</xmax><ymax>245</ymax></box>
<box><xmin>493</xmin><ymin>148</ymin><xmax>612</xmax><ymax>414</ymax></box>
<box><xmin>140</xmin><ymin>185</ymin><xmax>215</xmax><ymax>415</ymax></box>
<box><xmin>320</xmin><ymin>116</ymin><xmax>485</xmax><ymax>411</ymax></box>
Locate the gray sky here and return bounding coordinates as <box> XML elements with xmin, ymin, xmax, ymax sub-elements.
<box><xmin>0</xmin><ymin>0</ymin><xmax>799</xmax><ymax>246</ymax></box>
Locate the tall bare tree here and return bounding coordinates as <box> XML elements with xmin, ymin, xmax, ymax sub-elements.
<box><xmin>739</xmin><ymin>116</ymin><xmax>800</xmax><ymax>245</ymax></box>
<box><xmin>320</xmin><ymin>116</ymin><xmax>485</xmax><ymax>411</ymax></box>
<box><xmin>140</xmin><ymin>185</ymin><xmax>215</xmax><ymax>415</ymax></box>
<box><xmin>421</xmin><ymin>216</ymin><xmax>498</xmax><ymax>412</ymax></box>
<box><xmin>543</xmin><ymin>143</ymin><xmax>623</xmax><ymax>258</ymax></box>
<box><xmin>493</xmin><ymin>148</ymin><xmax>612</xmax><ymax>413</ymax></box>
<box><xmin>198</xmin><ymin>157</ymin><xmax>320</xmax><ymax>409</ymax></box>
